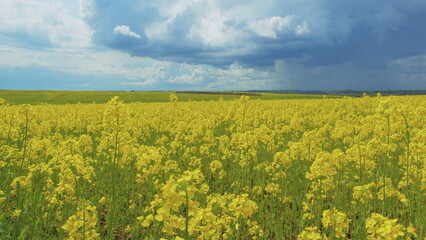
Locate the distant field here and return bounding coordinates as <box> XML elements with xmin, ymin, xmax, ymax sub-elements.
<box><xmin>0</xmin><ymin>90</ymin><xmax>341</xmax><ymax>105</ymax></box>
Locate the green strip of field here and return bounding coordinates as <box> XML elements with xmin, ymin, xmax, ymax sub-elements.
<box><xmin>0</xmin><ymin>90</ymin><xmax>341</xmax><ymax>105</ymax></box>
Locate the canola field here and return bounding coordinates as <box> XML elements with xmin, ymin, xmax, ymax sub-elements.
<box><xmin>0</xmin><ymin>95</ymin><xmax>425</xmax><ymax>239</ymax></box>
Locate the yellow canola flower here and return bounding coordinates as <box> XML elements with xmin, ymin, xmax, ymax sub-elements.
<box><xmin>169</xmin><ymin>93</ymin><xmax>178</xmax><ymax>102</ymax></box>
<box><xmin>297</xmin><ymin>226</ymin><xmax>322</xmax><ymax>240</ymax></box>
<box><xmin>98</xmin><ymin>197</ymin><xmax>107</xmax><ymax>205</ymax></box>
<box><xmin>209</xmin><ymin>160</ymin><xmax>223</xmax><ymax>173</ymax></box>
<box><xmin>264</xmin><ymin>182</ymin><xmax>281</xmax><ymax>196</ymax></box>
<box><xmin>0</xmin><ymin>160</ymin><xmax>6</xmax><ymax>168</ymax></box>
<box><xmin>0</xmin><ymin>190</ymin><xmax>6</xmax><ymax>203</ymax></box>
<box><xmin>138</xmin><ymin>170</ymin><xmax>261</xmax><ymax>239</ymax></box>
<box><xmin>239</xmin><ymin>95</ymin><xmax>250</xmax><ymax>104</ymax></box>
<box><xmin>62</xmin><ymin>201</ymin><xmax>100</xmax><ymax>240</ymax></box>
<box><xmin>139</xmin><ymin>214</ymin><xmax>154</xmax><ymax>227</ymax></box>
<box><xmin>366</xmin><ymin>213</ymin><xmax>404</xmax><ymax>240</ymax></box>
<box><xmin>321</xmin><ymin>208</ymin><xmax>351</xmax><ymax>238</ymax></box>
<box><xmin>406</xmin><ymin>223</ymin><xmax>417</xmax><ymax>238</ymax></box>
<box><xmin>376</xmin><ymin>178</ymin><xmax>409</xmax><ymax>206</ymax></box>
<box><xmin>353</xmin><ymin>182</ymin><xmax>376</xmax><ymax>203</ymax></box>
<box><xmin>12</xmin><ymin>209</ymin><xmax>22</xmax><ymax>218</ymax></box>
<box><xmin>10</xmin><ymin>176</ymin><xmax>31</xmax><ymax>195</ymax></box>
<box><xmin>227</xmin><ymin>193</ymin><xmax>258</xmax><ymax>218</ymax></box>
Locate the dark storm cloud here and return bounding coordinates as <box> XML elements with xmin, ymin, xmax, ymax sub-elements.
<box><xmin>83</xmin><ymin>0</ymin><xmax>426</xmax><ymax>67</ymax></box>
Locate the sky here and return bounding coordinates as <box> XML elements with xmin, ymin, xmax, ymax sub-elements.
<box><xmin>1</xmin><ymin>0</ymin><xmax>426</xmax><ymax>91</ymax></box>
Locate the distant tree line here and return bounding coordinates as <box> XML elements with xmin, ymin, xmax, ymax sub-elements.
<box><xmin>176</xmin><ymin>91</ymin><xmax>262</xmax><ymax>96</ymax></box>
<box><xmin>247</xmin><ymin>90</ymin><xmax>426</xmax><ymax>96</ymax></box>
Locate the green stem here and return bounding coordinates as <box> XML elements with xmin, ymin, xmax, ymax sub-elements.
<box><xmin>6</xmin><ymin>114</ymin><xmax>13</xmax><ymax>144</ymax></box>
<box><xmin>382</xmin><ymin>115</ymin><xmax>390</xmax><ymax>214</ymax></box>
<box><xmin>185</xmin><ymin>187</ymin><xmax>189</xmax><ymax>239</ymax></box>
<box><xmin>20</xmin><ymin>110</ymin><xmax>30</xmax><ymax>175</ymax></box>
<box><xmin>400</xmin><ymin>112</ymin><xmax>411</xmax><ymax>218</ymax></box>
<box><xmin>83</xmin><ymin>200</ymin><xmax>86</xmax><ymax>240</ymax></box>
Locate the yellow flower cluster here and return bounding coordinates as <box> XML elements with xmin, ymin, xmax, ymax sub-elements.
<box><xmin>138</xmin><ymin>169</ymin><xmax>261</xmax><ymax>239</ymax></box>
<box><xmin>62</xmin><ymin>201</ymin><xmax>100</xmax><ymax>240</ymax></box>
<box><xmin>352</xmin><ymin>182</ymin><xmax>375</xmax><ymax>203</ymax></box>
<box><xmin>366</xmin><ymin>213</ymin><xmax>404</xmax><ymax>239</ymax></box>
<box><xmin>297</xmin><ymin>226</ymin><xmax>322</xmax><ymax>240</ymax></box>
<box><xmin>0</xmin><ymin>190</ymin><xmax>5</xmax><ymax>203</ymax></box>
<box><xmin>321</xmin><ymin>208</ymin><xmax>351</xmax><ymax>238</ymax></box>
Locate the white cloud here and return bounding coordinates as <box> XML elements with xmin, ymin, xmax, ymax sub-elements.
<box><xmin>113</xmin><ymin>25</ymin><xmax>141</xmax><ymax>38</ymax></box>
<box><xmin>1</xmin><ymin>44</ymin><xmax>260</xmax><ymax>89</ymax></box>
<box><xmin>189</xmin><ymin>10</ymin><xmax>228</xmax><ymax>46</ymax></box>
<box><xmin>79</xmin><ymin>0</ymin><xmax>95</xmax><ymax>20</ymax></box>
<box><xmin>249</xmin><ymin>16</ymin><xmax>292</xmax><ymax>39</ymax></box>
<box><xmin>168</xmin><ymin>68</ymin><xmax>204</xmax><ymax>84</ymax></box>
<box><xmin>295</xmin><ymin>21</ymin><xmax>310</xmax><ymax>36</ymax></box>
<box><xmin>157</xmin><ymin>0</ymin><xmax>200</xmax><ymax>21</ymax></box>
<box><xmin>0</xmin><ymin>45</ymin><xmax>166</xmax><ymax>85</ymax></box>
<box><xmin>177</xmin><ymin>63</ymin><xmax>275</xmax><ymax>90</ymax></box>
<box><xmin>121</xmin><ymin>78</ymin><xmax>157</xmax><ymax>86</ymax></box>
<box><xmin>168</xmin><ymin>75</ymin><xmax>195</xmax><ymax>84</ymax></box>
<box><xmin>0</xmin><ymin>0</ymin><xmax>92</xmax><ymax>48</ymax></box>
<box><xmin>188</xmin><ymin>9</ymin><xmax>244</xmax><ymax>47</ymax></box>
<box><xmin>144</xmin><ymin>0</ymin><xmax>195</xmax><ymax>41</ymax></box>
